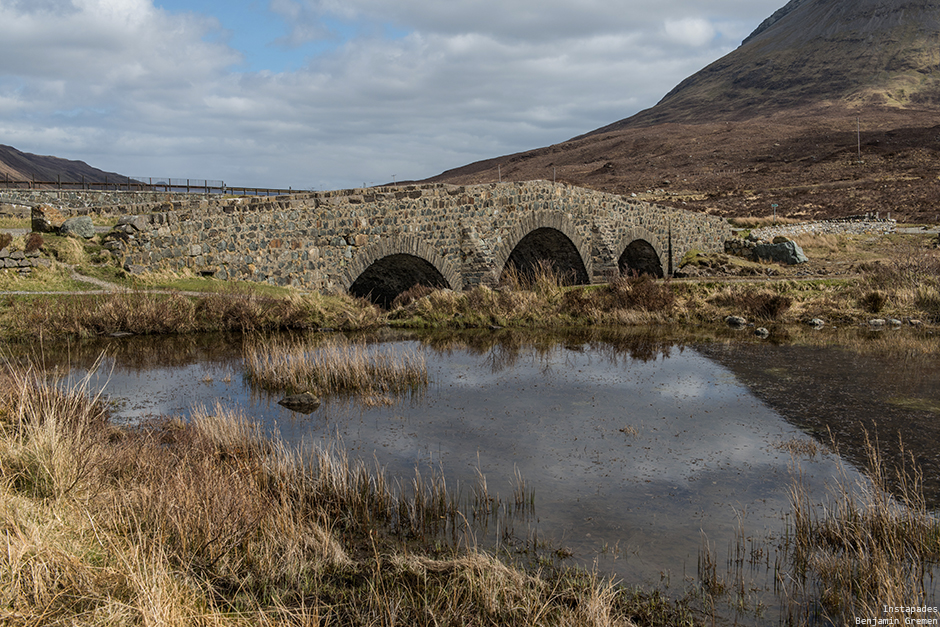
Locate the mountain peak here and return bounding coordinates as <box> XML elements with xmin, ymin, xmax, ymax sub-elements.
<box><xmin>595</xmin><ymin>0</ymin><xmax>940</xmax><ymax>131</ymax></box>
<box><xmin>742</xmin><ymin>0</ymin><xmax>813</xmax><ymax>45</ymax></box>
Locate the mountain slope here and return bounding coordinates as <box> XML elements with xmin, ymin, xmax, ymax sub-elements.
<box><xmin>0</xmin><ymin>144</ymin><xmax>126</xmax><ymax>185</ymax></box>
<box><xmin>425</xmin><ymin>0</ymin><xmax>940</xmax><ymax>222</ymax></box>
<box><xmin>597</xmin><ymin>0</ymin><xmax>940</xmax><ymax>130</ymax></box>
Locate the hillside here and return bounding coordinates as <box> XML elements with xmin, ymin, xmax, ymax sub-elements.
<box><xmin>424</xmin><ymin>0</ymin><xmax>940</xmax><ymax>223</ymax></box>
<box><xmin>0</xmin><ymin>144</ymin><xmax>126</xmax><ymax>186</ymax></box>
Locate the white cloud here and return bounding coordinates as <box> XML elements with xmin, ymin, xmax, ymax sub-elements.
<box><xmin>664</xmin><ymin>17</ymin><xmax>717</xmax><ymax>47</ymax></box>
<box><xmin>0</xmin><ymin>0</ymin><xmax>785</xmax><ymax>189</ymax></box>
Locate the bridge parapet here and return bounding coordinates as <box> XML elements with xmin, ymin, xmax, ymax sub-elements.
<box><xmin>108</xmin><ymin>181</ymin><xmax>730</xmax><ymax>297</ymax></box>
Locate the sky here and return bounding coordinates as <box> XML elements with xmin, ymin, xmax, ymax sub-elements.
<box><xmin>0</xmin><ymin>0</ymin><xmax>784</xmax><ymax>191</ymax></box>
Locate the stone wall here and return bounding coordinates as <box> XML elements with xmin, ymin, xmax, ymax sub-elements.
<box><xmin>0</xmin><ymin>190</ymin><xmax>214</xmax><ymax>216</ymax></box>
<box><xmin>106</xmin><ymin>181</ymin><xmax>730</xmax><ymax>292</ymax></box>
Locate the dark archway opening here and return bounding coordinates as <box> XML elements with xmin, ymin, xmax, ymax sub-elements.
<box><xmin>618</xmin><ymin>240</ymin><xmax>663</xmax><ymax>278</ymax></box>
<box><xmin>349</xmin><ymin>254</ymin><xmax>450</xmax><ymax>308</ymax></box>
<box><xmin>501</xmin><ymin>228</ymin><xmax>589</xmax><ymax>286</ymax></box>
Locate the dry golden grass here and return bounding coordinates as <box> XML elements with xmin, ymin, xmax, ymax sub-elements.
<box><xmin>243</xmin><ymin>334</ymin><xmax>428</xmax><ymax>397</ymax></box>
<box><xmin>728</xmin><ymin>216</ymin><xmax>804</xmax><ymax>228</ymax></box>
<box><xmin>791</xmin><ymin>232</ymin><xmax>856</xmax><ymax>258</ymax></box>
<box><xmin>0</xmin><ymin>289</ymin><xmax>383</xmax><ymax>341</ymax></box>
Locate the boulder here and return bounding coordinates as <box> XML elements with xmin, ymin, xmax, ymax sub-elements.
<box><xmin>59</xmin><ymin>216</ymin><xmax>96</xmax><ymax>239</ymax></box>
<box><xmin>754</xmin><ymin>240</ymin><xmax>808</xmax><ymax>265</ymax></box>
<box><xmin>31</xmin><ymin>204</ymin><xmax>66</xmax><ymax>233</ymax></box>
<box><xmin>725</xmin><ymin>315</ymin><xmax>748</xmax><ymax>329</ymax></box>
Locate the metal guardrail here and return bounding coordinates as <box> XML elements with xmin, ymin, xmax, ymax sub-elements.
<box><xmin>0</xmin><ymin>175</ymin><xmax>298</xmax><ymax>197</ymax></box>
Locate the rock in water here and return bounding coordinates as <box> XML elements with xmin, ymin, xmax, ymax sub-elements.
<box><xmin>277</xmin><ymin>392</ymin><xmax>321</xmax><ymax>413</ymax></box>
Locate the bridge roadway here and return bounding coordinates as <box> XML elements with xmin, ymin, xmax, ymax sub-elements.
<box><xmin>110</xmin><ymin>181</ymin><xmax>731</xmax><ymax>305</ymax></box>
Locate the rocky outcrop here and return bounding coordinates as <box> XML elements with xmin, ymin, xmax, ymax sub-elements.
<box><xmin>723</xmin><ymin>235</ymin><xmax>808</xmax><ymax>265</ymax></box>
<box><xmin>754</xmin><ymin>240</ymin><xmax>808</xmax><ymax>265</ymax></box>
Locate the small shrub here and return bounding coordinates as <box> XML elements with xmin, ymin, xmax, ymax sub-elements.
<box><xmin>392</xmin><ymin>283</ymin><xmax>437</xmax><ymax>309</ymax></box>
<box><xmin>859</xmin><ymin>290</ymin><xmax>888</xmax><ymax>314</ymax></box>
<box><xmin>743</xmin><ymin>290</ymin><xmax>792</xmax><ymax>320</ymax></box>
<box><xmin>602</xmin><ymin>274</ymin><xmax>675</xmax><ymax>312</ymax></box>
<box><xmin>24</xmin><ymin>232</ymin><xmax>44</xmax><ymax>254</ymax></box>
<box><xmin>914</xmin><ymin>285</ymin><xmax>940</xmax><ymax>322</ymax></box>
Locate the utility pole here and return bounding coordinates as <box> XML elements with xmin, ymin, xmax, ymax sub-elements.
<box><xmin>857</xmin><ymin>116</ymin><xmax>862</xmax><ymax>162</ymax></box>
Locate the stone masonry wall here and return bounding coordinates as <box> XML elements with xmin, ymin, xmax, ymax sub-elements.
<box><xmin>107</xmin><ymin>181</ymin><xmax>730</xmax><ymax>292</ymax></box>
<box><xmin>0</xmin><ymin>190</ymin><xmax>213</xmax><ymax>216</ymax></box>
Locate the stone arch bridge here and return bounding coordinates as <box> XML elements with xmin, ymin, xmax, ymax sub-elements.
<box><xmin>110</xmin><ymin>181</ymin><xmax>730</xmax><ymax>305</ymax></box>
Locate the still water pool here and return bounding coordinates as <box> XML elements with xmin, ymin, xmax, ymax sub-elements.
<box><xmin>60</xmin><ymin>328</ymin><xmax>940</xmax><ymax>622</ymax></box>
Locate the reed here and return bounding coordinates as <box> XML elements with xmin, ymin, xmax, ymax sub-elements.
<box><xmin>0</xmin><ymin>357</ymin><xmax>109</xmax><ymax>499</ymax></box>
<box><xmin>243</xmin><ymin>334</ymin><xmax>429</xmax><ymax>398</ymax></box>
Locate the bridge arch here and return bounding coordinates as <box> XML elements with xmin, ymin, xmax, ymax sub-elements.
<box><xmin>342</xmin><ymin>235</ymin><xmax>463</xmax><ymax>306</ymax></box>
<box><xmin>493</xmin><ymin>211</ymin><xmax>593</xmax><ymax>285</ymax></box>
<box><xmin>616</xmin><ymin>227</ymin><xmax>666</xmax><ymax>278</ymax></box>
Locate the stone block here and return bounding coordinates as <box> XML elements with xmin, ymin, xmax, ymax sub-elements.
<box><xmin>117</xmin><ymin>215</ymin><xmax>151</xmax><ymax>232</ymax></box>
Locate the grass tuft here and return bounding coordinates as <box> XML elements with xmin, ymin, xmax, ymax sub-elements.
<box><xmin>243</xmin><ymin>334</ymin><xmax>428</xmax><ymax>398</ymax></box>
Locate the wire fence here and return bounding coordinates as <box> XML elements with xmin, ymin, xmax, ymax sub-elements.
<box><xmin>0</xmin><ymin>174</ymin><xmax>297</xmax><ymax>197</ymax></box>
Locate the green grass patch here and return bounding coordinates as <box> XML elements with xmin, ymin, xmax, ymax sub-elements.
<box><xmin>886</xmin><ymin>396</ymin><xmax>940</xmax><ymax>414</ymax></box>
<box><xmin>143</xmin><ymin>275</ymin><xmax>295</xmax><ymax>296</ymax></box>
<box><xmin>0</xmin><ymin>265</ymin><xmax>92</xmax><ymax>292</ymax></box>
<box><xmin>0</xmin><ymin>217</ymin><xmax>29</xmax><ymax>229</ymax></box>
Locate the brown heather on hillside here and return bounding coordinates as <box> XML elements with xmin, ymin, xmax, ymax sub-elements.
<box><xmin>0</xmin><ymin>144</ymin><xmax>125</xmax><ymax>185</ymax></box>
<box><xmin>423</xmin><ymin>0</ymin><xmax>940</xmax><ymax>224</ymax></box>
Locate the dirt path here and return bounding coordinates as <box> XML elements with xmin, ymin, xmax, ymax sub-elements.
<box><xmin>70</xmin><ymin>270</ymin><xmax>121</xmax><ymax>291</ymax></box>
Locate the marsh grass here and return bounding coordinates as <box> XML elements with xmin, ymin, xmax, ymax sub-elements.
<box><xmin>780</xmin><ymin>433</ymin><xmax>940</xmax><ymax>623</ymax></box>
<box><xmin>701</xmin><ymin>429</ymin><xmax>940</xmax><ymax>625</ymax></box>
<box><xmin>0</xmin><ymin>289</ymin><xmax>382</xmax><ymax>341</ymax></box>
<box><xmin>390</xmin><ymin>268</ymin><xmax>677</xmax><ymax>329</ymax></box>
<box><xmin>243</xmin><ymin>334</ymin><xmax>429</xmax><ymax>399</ymax></box>
<box><xmin>0</xmin><ymin>357</ymin><xmax>110</xmax><ymax>499</ymax></box>
<box><xmin>0</xmin><ymin>359</ymin><xmax>688</xmax><ymax>626</ymax></box>
<box><xmin>705</xmin><ymin>285</ymin><xmax>793</xmax><ymax>321</ymax></box>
